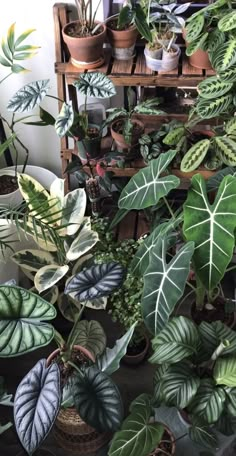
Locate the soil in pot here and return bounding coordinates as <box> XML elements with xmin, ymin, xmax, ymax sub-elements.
<box><xmin>64</xmin><ymin>22</ymin><xmax>103</xmax><ymax>38</ymax></box>
<box><xmin>0</xmin><ymin>174</ymin><xmax>18</xmax><ymax>195</ymax></box>
<box><xmin>111</xmin><ymin>119</ymin><xmax>144</xmax><ymax>153</ymax></box>
<box><xmin>149</xmin><ymin>428</ymin><xmax>175</xmax><ymax>455</ymax></box>
<box><xmin>106</xmin><ymin>18</ymin><xmax>138</xmax><ymax>60</ymax></box>
<box><xmin>191</xmin><ymin>296</ymin><xmax>236</xmax><ymax>328</ymax></box>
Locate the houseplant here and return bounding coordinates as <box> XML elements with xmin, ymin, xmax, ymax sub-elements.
<box><xmin>0</xmin><ymin>377</ymin><xmax>13</xmax><ymax>435</ymax></box>
<box><xmin>62</xmin><ymin>0</ymin><xmax>106</xmax><ymax>69</ymax></box>
<box><xmin>0</xmin><ymin>284</ymin><xmax>137</xmax><ymax>454</ymax></box>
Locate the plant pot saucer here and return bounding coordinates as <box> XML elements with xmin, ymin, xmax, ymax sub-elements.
<box><xmin>71</xmin><ymin>56</ymin><xmax>105</xmax><ymax>69</ymax></box>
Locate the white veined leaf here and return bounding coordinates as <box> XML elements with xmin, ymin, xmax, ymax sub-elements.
<box><xmin>34</xmin><ymin>264</ymin><xmax>69</xmax><ymax>293</ymax></box>
<box><xmin>55</xmin><ymin>101</ymin><xmax>74</xmax><ymax>138</ymax></box>
<box><xmin>73</xmin><ymin>72</ymin><xmax>116</xmax><ymax>99</ymax></box>
<box><xmin>66</xmin><ymin>225</ymin><xmax>99</xmax><ymax>261</ymax></box>
<box><xmin>62</xmin><ymin>188</ymin><xmax>87</xmax><ymax>236</ymax></box>
<box><xmin>7</xmin><ymin>79</ymin><xmax>50</xmax><ymax>112</ymax></box>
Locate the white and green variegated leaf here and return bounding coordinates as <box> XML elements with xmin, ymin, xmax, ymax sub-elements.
<box><xmin>214</xmin><ymin>358</ymin><xmax>236</xmax><ymax>387</ymax></box>
<box><xmin>180</xmin><ymin>139</ymin><xmax>211</xmax><ymax>172</ymax></box>
<box><xmin>161</xmin><ymin>361</ymin><xmax>200</xmax><ymax>408</ymax></box>
<box><xmin>50</xmin><ymin>178</ymin><xmax>64</xmax><ymax>208</ymax></box>
<box><xmin>149</xmin><ymin>316</ymin><xmax>199</xmax><ymax>364</ymax></box>
<box><xmin>73</xmin><ymin>320</ymin><xmax>106</xmax><ymax>358</ymax></box>
<box><xmin>153</xmin><ymin>365</ymin><xmax>169</xmax><ymax>403</ymax></box>
<box><xmin>97</xmin><ymin>323</ymin><xmax>137</xmax><ymax>375</ymax></box>
<box><xmin>189</xmin><ymin>421</ymin><xmax>218</xmax><ymax>449</ymax></box>
<box><xmin>34</xmin><ymin>264</ymin><xmax>69</xmax><ymax>293</ymax></box>
<box><xmin>186</xmin><ymin>33</ymin><xmax>208</xmax><ymax>56</ymax></box>
<box><xmin>185</xmin><ymin>14</ymin><xmax>205</xmax><ymax>42</ymax></box>
<box><xmin>83</xmin><ymin>296</ymin><xmax>107</xmax><ymax>310</ymax></box>
<box><xmin>7</xmin><ymin>79</ymin><xmax>50</xmax><ymax>112</ymax></box>
<box><xmin>66</xmin><ymin>224</ymin><xmax>98</xmax><ymax>261</ymax></box>
<box><xmin>197</xmin><ymin>94</ymin><xmax>233</xmax><ymax>119</ymax></box>
<box><xmin>73</xmin><ymin>72</ymin><xmax>116</xmax><ymax>99</ymax></box>
<box><xmin>225</xmin><ymin>118</ymin><xmax>236</xmax><ymax>135</ymax></box>
<box><xmin>218</xmin><ymin>65</ymin><xmax>236</xmax><ymax>82</ymax></box>
<box><xmin>189</xmin><ymin>379</ymin><xmax>226</xmax><ymax>424</ymax></box>
<box><xmin>198</xmin><ymin>77</ymin><xmax>233</xmax><ymax>100</ymax></box>
<box><xmin>55</xmin><ymin>101</ymin><xmax>74</xmax><ymax>138</ymax></box>
<box><xmin>214</xmin><ymin>136</ymin><xmax>236</xmax><ymax>166</ymax></box>
<box><xmin>62</xmin><ymin>188</ymin><xmax>86</xmax><ymax>236</ymax></box>
<box><xmin>211</xmin><ymin>40</ymin><xmax>236</xmax><ymax>72</ymax></box>
<box><xmin>163</xmin><ymin>126</ymin><xmax>185</xmax><ymax>146</ymax></box>
<box><xmin>183</xmin><ymin>174</ymin><xmax>236</xmax><ymax>291</ymax></box>
<box><xmin>142</xmin><ymin>237</ymin><xmax>194</xmax><ymax>336</ymax></box>
<box><xmin>0</xmin><ymin>286</ymin><xmax>56</xmax><ymax>357</ymax></box>
<box><xmin>72</xmin><ymin>253</ymin><xmax>93</xmax><ymax>276</ymax></box>
<box><xmin>11</xmin><ymin>249</ymin><xmax>56</xmax><ymax>272</ymax></box>
<box><xmin>118</xmin><ymin>150</ymin><xmax>179</xmax><ymax>210</ymax></box>
<box><xmin>218</xmin><ymin>11</ymin><xmax>236</xmax><ymax>32</ymax></box>
<box><xmin>199</xmin><ymin>320</ymin><xmax>236</xmax><ymax>357</ymax></box>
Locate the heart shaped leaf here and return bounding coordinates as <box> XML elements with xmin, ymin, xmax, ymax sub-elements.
<box><xmin>7</xmin><ymin>79</ymin><xmax>50</xmax><ymax>112</ymax></box>
<box><xmin>55</xmin><ymin>101</ymin><xmax>74</xmax><ymax>138</ymax></box>
<box><xmin>14</xmin><ymin>359</ymin><xmax>61</xmax><ymax>455</ymax></box>
<box><xmin>34</xmin><ymin>264</ymin><xmax>69</xmax><ymax>293</ymax></box>
<box><xmin>74</xmin><ymin>320</ymin><xmax>106</xmax><ymax>358</ymax></box>
<box><xmin>74</xmin><ymin>72</ymin><xmax>116</xmax><ymax>99</ymax></box>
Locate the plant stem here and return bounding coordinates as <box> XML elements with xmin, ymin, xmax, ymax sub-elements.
<box><xmin>211</xmin><ymin>340</ymin><xmax>230</xmax><ymax>362</ymax></box>
<box><xmin>163</xmin><ymin>196</ymin><xmax>175</xmax><ymax>219</ymax></box>
<box><xmin>226</xmin><ymin>264</ymin><xmax>236</xmax><ymax>273</ymax></box>
<box><xmin>67</xmin><ymin>301</ymin><xmax>87</xmax><ymax>349</ymax></box>
<box><xmin>0</xmin><ymin>73</ymin><xmax>12</xmax><ymax>84</ymax></box>
<box><xmin>67</xmin><ymin>360</ymin><xmax>84</xmax><ymax>377</ymax></box>
<box><xmin>54</xmin><ymin>330</ymin><xmax>66</xmax><ymax>348</ymax></box>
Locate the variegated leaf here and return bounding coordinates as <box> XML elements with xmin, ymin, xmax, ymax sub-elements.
<box><xmin>7</xmin><ymin>79</ymin><xmax>50</xmax><ymax>112</ymax></box>
<box><xmin>66</xmin><ymin>224</ymin><xmax>98</xmax><ymax>261</ymax></box>
<box><xmin>34</xmin><ymin>264</ymin><xmax>69</xmax><ymax>293</ymax></box>
<box><xmin>188</xmin><ymin>379</ymin><xmax>226</xmax><ymax>424</ymax></box>
<box><xmin>62</xmin><ymin>188</ymin><xmax>86</xmax><ymax>236</ymax></box>
<box><xmin>55</xmin><ymin>101</ymin><xmax>74</xmax><ymax>138</ymax></box>
<box><xmin>74</xmin><ymin>72</ymin><xmax>116</xmax><ymax>99</ymax></box>
<box><xmin>11</xmin><ymin>249</ymin><xmax>55</xmax><ymax>272</ymax></box>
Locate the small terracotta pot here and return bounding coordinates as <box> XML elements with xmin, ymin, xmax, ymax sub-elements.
<box><xmin>123</xmin><ymin>334</ymin><xmax>150</xmax><ymax>366</ymax></box>
<box><xmin>149</xmin><ymin>426</ymin><xmax>176</xmax><ymax>455</ymax></box>
<box><xmin>106</xmin><ymin>19</ymin><xmax>138</xmax><ymax>60</ymax></box>
<box><xmin>62</xmin><ymin>21</ymin><xmax>106</xmax><ymax>69</ymax></box>
<box><xmin>183</xmin><ymin>29</ymin><xmax>212</xmax><ymax>70</ymax></box>
<box><xmin>46</xmin><ymin>344</ymin><xmax>95</xmax><ymax>367</ymax></box>
<box><xmin>111</xmin><ymin>118</ymin><xmax>144</xmax><ymax>151</ymax></box>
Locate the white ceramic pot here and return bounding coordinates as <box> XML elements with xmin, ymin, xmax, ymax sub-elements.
<box><xmin>162</xmin><ymin>44</ymin><xmax>181</xmax><ymax>71</ymax></box>
<box><xmin>0</xmin><ymin>169</ymin><xmax>22</xmax><ymax>208</ymax></box>
<box><xmin>144</xmin><ymin>47</ymin><xmax>162</xmax><ymax>71</ymax></box>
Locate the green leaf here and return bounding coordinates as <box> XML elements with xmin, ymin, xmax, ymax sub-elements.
<box><xmin>198</xmin><ymin>76</ymin><xmax>233</xmax><ymax>99</ymax></box>
<box><xmin>39</xmin><ymin>107</ymin><xmax>55</xmax><ymax>126</ymax></box>
<box><xmin>74</xmin><ymin>72</ymin><xmax>116</xmax><ymax>99</ymax></box>
<box><xmin>163</xmin><ymin>127</ymin><xmax>185</xmax><ymax>146</ymax></box>
<box><xmin>1</xmin><ymin>37</ymin><xmax>12</xmax><ymax>62</ymax></box>
<box><xmin>153</xmin><ymin>364</ymin><xmax>169</xmax><ymax>404</ymax></box>
<box><xmin>218</xmin><ymin>11</ymin><xmax>236</xmax><ymax>32</ymax></box>
<box><xmin>134</xmin><ymin>4</ymin><xmax>152</xmax><ymax>43</ymax></box>
<box><xmin>149</xmin><ymin>316</ymin><xmax>199</xmax><ymax>364</ymax></box>
<box><xmin>7</xmin><ymin>79</ymin><xmax>50</xmax><ymax>112</ymax></box>
<box><xmin>118</xmin><ymin>150</ymin><xmax>179</xmax><ymax>210</ymax></box>
<box><xmin>11</xmin><ymin>249</ymin><xmax>55</xmax><ymax>272</ymax></box>
<box><xmin>0</xmin><ymin>134</ymin><xmax>16</xmax><ymax>158</ymax></box>
<box><xmin>14</xmin><ymin>28</ymin><xmax>37</xmax><ymax>48</ymax></box>
<box><xmin>0</xmin><ymin>54</ymin><xmax>11</xmax><ymax>66</ymax></box>
<box><xmin>162</xmin><ymin>361</ymin><xmax>200</xmax><ymax>409</ymax></box>
<box><xmin>225</xmin><ymin>118</ymin><xmax>236</xmax><ymax>135</ymax></box>
<box><xmin>183</xmin><ymin>174</ymin><xmax>236</xmax><ymax>292</ymax></box>
<box><xmin>0</xmin><ymin>286</ymin><xmax>56</xmax><ymax>357</ymax></box>
<box><xmin>185</xmin><ymin>14</ymin><xmax>204</xmax><ymax>42</ymax></box>
<box><xmin>214</xmin><ymin>358</ymin><xmax>236</xmax><ymax>387</ymax></box>
<box><xmin>97</xmin><ymin>323</ymin><xmax>137</xmax><ymax>375</ymax></box>
<box><xmin>197</xmin><ymin>94</ymin><xmax>233</xmax><ymax>119</ymax></box>
<box><xmin>211</xmin><ymin>40</ymin><xmax>236</xmax><ymax>72</ymax></box>
<box><xmin>73</xmin><ymin>320</ymin><xmax>106</xmax><ymax>358</ymax></box>
<box><xmin>117</xmin><ymin>5</ymin><xmax>134</xmax><ymax>29</ymax></box>
<box><xmin>186</xmin><ymin>33</ymin><xmax>208</xmax><ymax>56</ymax></box>
<box><xmin>34</xmin><ymin>264</ymin><xmax>69</xmax><ymax>293</ymax></box>
<box><xmin>55</xmin><ymin>101</ymin><xmax>74</xmax><ymax>138</ymax></box>
<box><xmin>142</xmin><ymin>237</ymin><xmax>194</xmax><ymax>336</ymax></box>
<box><xmin>214</xmin><ymin>136</ymin><xmax>236</xmax><ymax>166</ymax></box>
<box><xmin>199</xmin><ymin>320</ymin><xmax>236</xmax><ymax>357</ymax></box>
<box><xmin>73</xmin><ymin>365</ymin><xmax>123</xmax><ymax>432</ymax></box>
<box><xmin>189</xmin><ymin>421</ymin><xmax>218</xmax><ymax>449</ymax></box>
<box><xmin>218</xmin><ymin>65</ymin><xmax>236</xmax><ymax>82</ymax></box>
<box><xmin>10</xmin><ymin>64</ymin><xmax>27</xmax><ymax>73</ymax></box>
<box><xmin>207</xmin><ymin>29</ymin><xmax>225</xmax><ymax>54</ymax></box>
<box><xmin>181</xmin><ymin>139</ymin><xmax>211</xmax><ymax>172</ymax></box>
<box><xmin>189</xmin><ymin>379</ymin><xmax>226</xmax><ymax>424</ymax></box>
<box><xmin>123</xmin><ymin>118</ymin><xmax>133</xmax><ymax>145</ymax></box>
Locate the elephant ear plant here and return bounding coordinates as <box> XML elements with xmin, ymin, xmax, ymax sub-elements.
<box><xmin>0</xmin><ymin>279</ymin><xmax>136</xmax><ymax>455</ymax></box>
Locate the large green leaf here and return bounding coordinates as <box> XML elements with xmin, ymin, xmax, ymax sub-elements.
<box><xmin>181</xmin><ymin>139</ymin><xmax>211</xmax><ymax>172</ymax></box>
<box><xmin>0</xmin><ymin>286</ymin><xmax>56</xmax><ymax>357</ymax></box>
<box><xmin>153</xmin><ymin>364</ymin><xmax>169</xmax><ymax>403</ymax></box>
<box><xmin>118</xmin><ymin>150</ymin><xmax>179</xmax><ymax>210</ymax></box>
<box><xmin>214</xmin><ymin>136</ymin><xmax>236</xmax><ymax>166</ymax></box>
<box><xmin>186</xmin><ymin>33</ymin><xmax>208</xmax><ymax>56</ymax></box>
<box><xmin>7</xmin><ymin>79</ymin><xmax>50</xmax><ymax>112</ymax></box>
<box><xmin>218</xmin><ymin>65</ymin><xmax>236</xmax><ymax>82</ymax></box>
<box><xmin>183</xmin><ymin>174</ymin><xmax>236</xmax><ymax>292</ymax></box>
<box><xmin>161</xmin><ymin>361</ymin><xmax>200</xmax><ymax>409</ymax></box>
<box><xmin>142</xmin><ymin>237</ymin><xmax>194</xmax><ymax>336</ymax></box>
<box><xmin>198</xmin><ymin>77</ymin><xmax>233</xmax><ymax>100</ymax></box>
<box><xmin>214</xmin><ymin>358</ymin><xmax>236</xmax><ymax>387</ymax></box>
<box><xmin>73</xmin><ymin>320</ymin><xmax>106</xmax><ymax>358</ymax></box>
<box><xmin>211</xmin><ymin>40</ymin><xmax>236</xmax><ymax>72</ymax></box>
<box><xmin>149</xmin><ymin>316</ymin><xmax>199</xmax><ymax>364</ymax></box>
<box><xmin>189</xmin><ymin>420</ymin><xmax>218</xmax><ymax>449</ymax></box>
<box><xmin>218</xmin><ymin>11</ymin><xmax>236</xmax><ymax>32</ymax></box>
<box><xmin>185</xmin><ymin>14</ymin><xmax>205</xmax><ymax>42</ymax></box>
<box><xmin>197</xmin><ymin>94</ymin><xmax>233</xmax><ymax>119</ymax></box>
<box><xmin>97</xmin><ymin>323</ymin><xmax>137</xmax><ymax>375</ymax></box>
<box><xmin>54</xmin><ymin>101</ymin><xmax>74</xmax><ymax>138</ymax></box>
<box><xmin>188</xmin><ymin>379</ymin><xmax>226</xmax><ymax>424</ymax></box>
<box><xmin>73</xmin><ymin>365</ymin><xmax>123</xmax><ymax>432</ymax></box>
<box><xmin>134</xmin><ymin>4</ymin><xmax>152</xmax><ymax>42</ymax></box>
<box><xmin>74</xmin><ymin>72</ymin><xmax>116</xmax><ymax>99</ymax></box>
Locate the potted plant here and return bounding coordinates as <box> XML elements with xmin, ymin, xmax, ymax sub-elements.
<box><xmin>150</xmin><ymin>315</ymin><xmax>236</xmax><ymax>449</ymax></box>
<box><xmin>62</xmin><ymin>0</ymin><xmax>106</xmax><ymax>69</ymax></box>
<box><xmin>0</xmin><ymin>376</ymin><xmax>13</xmax><ymax>435</ymax></box>
<box><xmin>0</xmin><ymin>284</ymin><xmax>137</xmax><ymax>454</ymax></box>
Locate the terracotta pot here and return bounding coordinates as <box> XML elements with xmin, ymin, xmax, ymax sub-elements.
<box><xmin>111</xmin><ymin>118</ymin><xmax>144</xmax><ymax>151</ymax></box>
<box><xmin>183</xmin><ymin>29</ymin><xmax>212</xmax><ymax>70</ymax></box>
<box><xmin>123</xmin><ymin>334</ymin><xmax>150</xmax><ymax>366</ymax></box>
<box><xmin>46</xmin><ymin>344</ymin><xmax>95</xmax><ymax>366</ymax></box>
<box><xmin>106</xmin><ymin>19</ymin><xmax>138</xmax><ymax>60</ymax></box>
<box><xmin>149</xmin><ymin>426</ymin><xmax>176</xmax><ymax>455</ymax></box>
<box><xmin>62</xmin><ymin>21</ymin><xmax>106</xmax><ymax>69</ymax></box>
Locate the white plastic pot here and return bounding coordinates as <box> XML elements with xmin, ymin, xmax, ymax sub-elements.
<box><xmin>144</xmin><ymin>47</ymin><xmax>162</xmax><ymax>71</ymax></box>
<box><xmin>162</xmin><ymin>44</ymin><xmax>181</xmax><ymax>71</ymax></box>
<box><xmin>145</xmin><ymin>45</ymin><xmax>162</xmax><ymax>60</ymax></box>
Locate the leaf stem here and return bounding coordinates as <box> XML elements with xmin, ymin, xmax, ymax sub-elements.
<box><xmin>163</xmin><ymin>196</ymin><xmax>175</xmax><ymax>219</ymax></box>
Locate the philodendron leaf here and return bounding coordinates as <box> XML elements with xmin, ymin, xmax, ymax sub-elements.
<box><xmin>0</xmin><ymin>286</ymin><xmax>56</xmax><ymax>357</ymax></box>
<box><xmin>183</xmin><ymin>174</ymin><xmax>236</xmax><ymax>292</ymax></box>
<box><xmin>118</xmin><ymin>150</ymin><xmax>180</xmax><ymax>210</ymax></box>
<box><xmin>34</xmin><ymin>264</ymin><xmax>69</xmax><ymax>293</ymax></box>
<box><xmin>149</xmin><ymin>316</ymin><xmax>199</xmax><ymax>364</ymax></box>
<box><xmin>162</xmin><ymin>361</ymin><xmax>200</xmax><ymax>409</ymax></box>
<box><xmin>74</xmin><ymin>320</ymin><xmax>106</xmax><ymax>358</ymax></box>
<box><xmin>214</xmin><ymin>357</ymin><xmax>236</xmax><ymax>387</ymax></box>
<box><xmin>189</xmin><ymin>421</ymin><xmax>218</xmax><ymax>450</ymax></box>
<box><xmin>7</xmin><ymin>79</ymin><xmax>50</xmax><ymax>112</ymax></box>
<box><xmin>11</xmin><ymin>249</ymin><xmax>55</xmax><ymax>272</ymax></box>
<box><xmin>66</xmin><ymin>224</ymin><xmax>99</xmax><ymax>261</ymax></box>
<box><xmin>73</xmin><ymin>365</ymin><xmax>123</xmax><ymax>432</ymax></box>
<box><xmin>142</xmin><ymin>236</ymin><xmax>194</xmax><ymax>336</ymax></box>
<box><xmin>188</xmin><ymin>379</ymin><xmax>226</xmax><ymax>424</ymax></box>
<box><xmin>97</xmin><ymin>322</ymin><xmax>137</xmax><ymax>375</ymax></box>
<box><xmin>74</xmin><ymin>72</ymin><xmax>116</xmax><ymax>99</ymax></box>
<box><xmin>65</xmin><ymin>262</ymin><xmax>125</xmax><ymax>301</ymax></box>
<box><xmin>14</xmin><ymin>359</ymin><xmax>61</xmax><ymax>455</ymax></box>
<box><xmin>55</xmin><ymin>101</ymin><xmax>74</xmax><ymax>138</ymax></box>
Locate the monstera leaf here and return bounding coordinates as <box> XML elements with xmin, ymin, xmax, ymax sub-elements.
<box><xmin>149</xmin><ymin>316</ymin><xmax>199</xmax><ymax>364</ymax></box>
<box><xmin>73</xmin><ymin>365</ymin><xmax>123</xmax><ymax>432</ymax></box>
<box><xmin>118</xmin><ymin>150</ymin><xmax>179</xmax><ymax>210</ymax></box>
<box><xmin>65</xmin><ymin>262</ymin><xmax>124</xmax><ymax>301</ymax></box>
<box><xmin>7</xmin><ymin>79</ymin><xmax>50</xmax><ymax>112</ymax></box>
<box><xmin>14</xmin><ymin>359</ymin><xmax>61</xmax><ymax>455</ymax></box>
<box><xmin>74</xmin><ymin>72</ymin><xmax>116</xmax><ymax>99</ymax></box>
<box><xmin>188</xmin><ymin>379</ymin><xmax>226</xmax><ymax>424</ymax></box>
<box><xmin>55</xmin><ymin>101</ymin><xmax>74</xmax><ymax>138</ymax></box>
<box><xmin>142</xmin><ymin>236</ymin><xmax>194</xmax><ymax>335</ymax></box>
<box><xmin>0</xmin><ymin>286</ymin><xmax>56</xmax><ymax>357</ymax></box>
<box><xmin>73</xmin><ymin>320</ymin><xmax>106</xmax><ymax>358</ymax></box>
<box><xmin>183</xmin><ymin>174</ymin><xmax>236</xmax><ymax>292</ymax></box>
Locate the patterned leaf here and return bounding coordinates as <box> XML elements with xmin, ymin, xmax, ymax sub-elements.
<box><xmin>62</xmin><ymin>188</ymin><xmax>86</xmax><ymax>236</ymax></box>
<box><xmin>214</xmin><ymin>136</ymin><xmax>236</xmax><ymax>166</ymax></box>
<box><xmin>11</xmin><ymin>249</ymin><xmax>55</xmax><ymax>272</ymax></box>
<box><xmin>73</xmin><ymin>320</ymin><xmax>106</xmax><ymax>358</ymax></box>
<box><xmin>199</xmin><ymin>320</ymin><xmax>236</xmax><ymax>357</ymax></box>
<box><xmin>198</xmin><ymin>77</ymin><xmax>233</xmax><ymax>99</ymax></box>
<box><xmin>34</xmin><ymin>264</ymin><xmax>69</xmax><ymax>293</ymax></box>
<box><xmin>163</xmin><ymin>126</ymin><xmax>185</xmax><ymax>146</ymax></box>
<box><xmin>162</xmin><ymin>361</ymin><xmax>200</xmax><ymax>409</ymax></box>
<box><xmin>7</xmin><ymin>79</ymin><xmax>50</xmax><ymax>112</ymax></box>
<box><xmin>65</xmin><ymin>262</ymin><xmax>125</xmax><ymax>301</ymax></box>
<box><xmin>118</xmin><ymin>150</ymin><xmax>179</xmax><ymax>210</ymax></box>
<box><xmin>197</xmin><ymin>94</ymin><xmax>233</xmax><ymax>119</ymax></box>
<box><xmin>149</xmin><ymin>316</ymin><xmax>199</xmax><ymax>364</ymax></box>
<box><xmin>189</xmin><ymin>421</ymin><xmax>218</xmax><ymax>449</ymax></box>
<box><xmin>73</xmin><ymin>365</ymin><xmax>123</xmax><ymax>432</ymax></box>
<box><xmin>185</xmin><ymin>14</ymin><xmax>205</xmax><ymax>42</ymax></box>
<box><xmin>183</xmin><ymin>174</ymin><xmax>236</xmax><ymax>292</ymax></box>
<box><xmin>181</xmin><ymin>139</ymin><xmax>211</xmax><ymax>172</ymax></box>
<box><xmin>218</xmin><ymin>11</ymin><xmax>236</xmax><ymax>32</ymax></box>
<box><xmin>74</xmin><ymin>72</ymin><xmax>116</xmax><ymax>99</ymax></box>
<box><xmin>153</xmin><ymin>365</ymin><xmax>169</xmax><ymax>403</ymax></box>
<box><xmin>218</xmin><ymin>65</ymin><xmax>236</xmax><ymax>82</ymax></box>
<box><xmin>188</xmin><ymin>379</ymin><xmax>226</xmax><ymax>424</ymax></box>
<box><xmin>0</xmin><ymin>286</ymin><xmax>56</xmax><ymax>357</ymax></box>
<box><xmin>55</xmin><ymin>101</ymin><xmax>74</xmax><ymax>138</ymax></box>
<box><xmin>211</xmin><ymin>40</ymin><xmax>236</xmax><ymax>72</ymax></box>
<box><xmin>214</xmin><ymin>358</ymin><xmax>236</xmax><ymax>387</ymax></box>
<box><xmin>225</xmin><ymin>118</ymin><xmax>236</xmax><ymax>135</ymax></box>
<box><xmin>66</xmin><ymin>224</ymin><xmax>99</xmax><ymax>262</ymax></box>
<box><xmin>14</xmin><ymin>359</ymin><xmax>61</xmax><ymax>455</ymax></box>
<box><xmin>207</xmin><ymin>29</ymin><xmax>225</xmax><ymax>54</ymax></box>
<box><xmin>186</xmin><ymin>33</ymin><xmax>208</xmax><ymax>56</ymax></box>
<box><xmin>142</xmin><ymin>237</ymin><xmax>194</xmax><ymax>336</ymax></box>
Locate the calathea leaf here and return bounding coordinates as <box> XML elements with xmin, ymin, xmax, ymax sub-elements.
<box><xmin>218</xmin><ymin>65</ymin><xmax>236</xmax><ymax>82</ymax></box>
<box><xmin>65</xmin><ymin>262</ymin><xmax>125</xmax><ymax>301</ymax></box>
<box><xmin>225</xmin><ymin>117</ymin><xmax>236</xmax><ymax>135</ymax></box>
<box><xmin>180</xmin><ymin>139</ymin><xmax>211</xmax><ymax>172</ymax></box>
<box><xmin>73</xmin><ymin>365</ymin><xmax>123</xmax><ymax>432</ymax></box>
<box><xmin>142</xmin><ymin>236</ymin><xmax>194</xmax><ymax>336</ymax></box>
<box><xmin>149</xmin><ymin>316</ymin><xmax>199</xmax><ymax>364</ymax></box>
<box><xmin>54</xmin><ymin>101</ymin><xmax>74</xmax><ymax>138</ymax></box>
<box><xmin>183</xmin><ymin>174</ymin><xmax>236</xmax><ymax>292</ymax></box>
<box><xmin>14</xmin><ymin>359</ymin><xmax>61</xmax><ymax>455</ymax></box>
<box><xmin>214</xmin><ymin>136</ymin><xmax>236</xmax><ymax>166</ymax></box>
<box><xmin>74</xmin><ymin>72</ymin><xmax>116</xmax><ymax>99</ymax></box>
<box><xmin>97</xmin><ymin>322</ymin><xmax>137</xmax><ymax>375</ymax></box>
<box><xmin>199</xmin><ymin>320</ymin><xmax>236</xmax><ymax>357</ymax></box>
<box><xmin>218</xmin><ymin>11</ymin><xmax>236</xmax><ymax>32</ymax></box>
<box><xmin>214</xmin><ymin>357</ymin><xmax>236</xmax><ymax>387</ymax></box>
<box><xmin>7</xmin><ymin>79</ymin><xmax>50</xmax><ymax>112</ymax></box>
<box><xmin>186</xmin><ymin>33</ymin><xmax>208</xmax><ymax>57</ymax></box>
<box><xmin>161</xmin><ymin>361</ymin><xmax>200</xmax><ymax>409</ymax></box>
<box><xmin>73</xmin><ymin>320</ymin><xmax>106</xmax><ymax>358</ymax></box>
<box><xmin>185</xmin><ymin>14</ymin><xmax>205</xmax><ymax>42</ymax></box>
<box><xmin>211</xmin><ymin>40</ymin><xmax>236</xmax><ymax>72</ymax></box>
<box><xmin>163</xmin><ymin>126</ymin><xmax>185</xmax><ymax>146</ymax></box>
<box><xmin>207</xmin><ymin>29</ymin><xmax>225</xmax><ymax>54</ymax></box>
<box><xmin>197</xmin><ymin>94</ymin><xmax>233</xmax><ymax>119</ymax></box>
<box><xmin>34</xmin><ymin>264</ymin><xmax>69</xmax><ymax>293</ymax></box>
<box><xmin>118</xmin><ymin>150</ymin><xmax>180</xmax><ymax>210</ymax></box>
<box><xmin>198</xmin><ymin>76</ymin><xmax>233</xmax><ymax>99</ymax></box>
<box><xmin>189</xmin><ymin>419</ymin><xmax>218</xmax><ymax>449</ymax></box>
<box><xmin>215</xmin><ymin>410</ymin><xmax>236</xmax><ymax>436</ymax></box>
<box><xmin>0</xmin><ymin>286</ymin><xmax>56</xmax><ymax>357</ymax></box>
<box><xmin>66</xmin><ymin>222</ymin><xmax>99</xmax><ymax>261</ymax></box>
<box><xmin>153</xmin><ymin>364</ymin><xmax>170</xmax><ymax>404</ymax></box>
<box><xmin>188</xmin><ymin>379</ymin><xmax>226</xmax><ymax>424</ymax></box>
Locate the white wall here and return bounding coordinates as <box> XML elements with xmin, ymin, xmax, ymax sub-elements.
<box><xmin>0</xmin><ymin>0</ymin><xmax>106</xmax><ymax>177</ymax></box>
